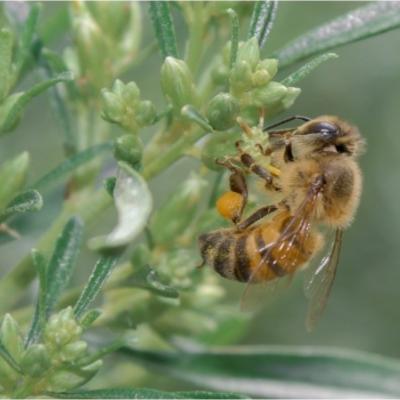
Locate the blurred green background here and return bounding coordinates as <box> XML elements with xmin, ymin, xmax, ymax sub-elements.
<box><xmin>1</xmin><ymin>0</ymin><xmax>400</xmax><ymax>365</ymax></box>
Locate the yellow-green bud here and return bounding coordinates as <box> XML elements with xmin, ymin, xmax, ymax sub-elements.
<box><xmin>102</xmin><ymin>80</ymin><xmax>156</xmax><ymax>133</ymax></box>
<box><xmin>252</xmin><ymin>69</ymin><xmax>271</xmax><ymax>87</ymax></box>
<box><xmin>257</xmin><ymin>58</ymin><xmax>278</xmax><ymax>80</ymax></box>
<box><xmin>43</xmin><ymin>307</ymin><xmax>82</xmax><ymax>350</ymax></box>
<box><xmin>281</xmin><ymin>87</ymin><xmax>301</xmax><ymax>109</ymax></box>
<box><xmin>160</xmin><ymin>57</ymin><xmax>197</xmax><ymax>113</ymax></box>
<box><xmin>237</xmin><ymin>37</ymin><xmax>260</xmax><ymax>70</ymax></box>
<box><xmin>0</xmin><ymin>152</ymin><xmax>29</xmax><ymax>210</ymax></box>
<box><xmin>21</xmin><ymin>344</ymin><xmax>51</xmax><ymax>377</ymax></box>
<box><xmin>61</xmin><ymin>340</ymin><xmax>88</xmax><ymax>362</ymax></box>
<box><xmin>113</xmin><ymin>134</ymin><xmax>143</xmax><ymax>169</ymax></box>
<box><xmin>252</xmin><ymin>81</ymin><xmax>288</xmax><ymax>108</ymax></box>
<box><xmin>230</xmin><ymin>60</ymin><xmax>253</xmax><ymax>95</ymax></box>
<box><xmin>70</xmin><ymin>1</ymin><xmax>114</xmax><ymax>91</ymax></box>
<box><xmin>206</xmin><ymin>93</ymin><xmax>240</xmax><ymax>131</ymax></box>
<box><xmin>201</xmin><ymin>131</ymin><xmax>241</xmax><ymax>171</ymax></box>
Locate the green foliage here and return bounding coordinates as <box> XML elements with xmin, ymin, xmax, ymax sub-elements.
<box><xmin>125</xmin><ymin>346</ymin><xmax>400</xmax><ymax>398</ymax></box>
<box><xmin>0</xmin><ymin>1</ymin><xmax>398</xmax><ymax>398</ymax></box>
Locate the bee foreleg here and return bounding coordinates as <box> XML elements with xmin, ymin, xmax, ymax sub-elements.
<box><xmin>237</xmin><ymin>205</ymin><xmax>278</xmax><ymax>231</ymax></box>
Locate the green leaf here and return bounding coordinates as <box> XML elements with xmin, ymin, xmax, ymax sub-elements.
<box><xmin>49</xmin><ymin>388</ymin><xmax>246</xmax><ymax>399</ymax></box>
<box><xmin>25</xmin><ymin>250</ymin><xmax>47</xmax><ymax>347</ymax></box>
<box><xmin>0</xmin><ymin>28</ymin><xmax>13</xmax><ymax>101</ymax></box>
<box><xmin>15</xmin><ymin>3</ymin><xmax>41</xmax><ymax>74</ymax></box>
<box><xmin>0</xmin><ymin>71</ymin><xmax>73</xmax><ymax>134</ymax></box>
<box><xmin>45</xmin><ymin>217</ymin><xmax>83</xmax><ymax>318</ymax></box>
<box><xmin>281</xmin><ymin>53</ymin><xmax>338</xmax><ymax>87</ymax></box>
<box><xmin>125</xmin><ymin>346</ymin><xmax>400</xmax><ymax>398</ymax></box>
<box><xmin>275</xmin><ymin>2</ymin><xmax>400</xmax><ymax>68</ymax></box>
<box><xmin>0</xmin><ymin>152</ymin><xmax>29</xmax><ymax>210</ymax></box>
<box><xmin>89</xmin><ymin>162</ymin><xmax>153</xmax><ymax>251</ymax></box>
<box><xmin>32</xmin><ymin>142</ymin><xmax>113</xmax><ymax>192</ymax></box>
<box><xmin>37</xmin><ymin>47</ymin><xmax>77</xmax><ymax>155</ymax></box>
<box><xmin>149</xmin><ymin>2</ymin><xmax>178</xmax><ymax>59</ymax></box>
<box><xmin>247</xmin><ymin>1</ymin><xmax>278</xmax><ymax>48</ymax></box>
<box><xmin>0</xmin><ymin>189</ymin><xmax>43</xmax><ymax>223</ymax></box>
<box><xmin>227</xmin><ymin>9</ymin><xmax>239</xmax><ymax>69</ymax></box>
<box><xmin>0</xmin><ymin>338</ymin><xmax>22</xmax><ymax>374</ymax></box>
<box><xmin>73</xmin><ymin>255</ymin><xmax>119</xmax><ymax>320</ymax></box>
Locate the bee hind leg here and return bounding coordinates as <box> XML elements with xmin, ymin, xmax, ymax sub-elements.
<box><xmin>237</xmin><ymin>204</ymin><xmax>278</xmax><ymax>231</ymax></box>
<box><xmin>215</xmin><ymin>159</ymin><xmax>248</xmax><ymax>225</ymax></box>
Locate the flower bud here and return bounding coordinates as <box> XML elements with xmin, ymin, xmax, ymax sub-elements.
<box><xmin>113</xmin><ymin>134</ymin><xmax>143</xmax><ymax>170</ymax></box>
<box><xmin>0</xmin><ymin>314</ymin><xmax>23</xmax><ymax>360</ymax></box>
<box><xmin>43</xmin><ymin>307</ymin><xmax>82</xmax><ymax>351</ymax></box>
<box><xmin>206</xmin><ymin>93</ymin><xmax>240</xmax><ymax>131</ymax></box>
<box><xmin>229</xmin><ymin>60</ymin><xmax>252</xmax><ymax>95</ymax></box>
<box><xmin>151</xmin><ymin>172</ymin><xmax>207</xmax><ymax>246</ymax></box>
<box><xmin>0</xmin><ymin>152</ymin><xmax>29</xmax><ymax>210</ymax></box>
<box><xmin>237</xmin><ymin>37</ymin><xmax>260</xmax><ymax>70</ymax></box>
<box><xmin>61</xmin><ymin>340</ymin><xmax>88</xmax><ymax>362</ymax></box>
<box><xmin>281</xmin><ymin>87</ymin><xmax>301</xmax><ymax>109</ymax></box>
<box><xmin>201</xmin><ymin>131</ymin><xmax>241</xmax><ymax>171</ymax></box>
<box><xmin>252</xmin><ymin>81</ymin><xmax>288</xmax><ymax>108</ymax></box>
<box><xmin>257</xmin><ymin>58</ymin><xmax>278</xmax><ymax>80</ymax></box>
<box><xmin>21</xmin><ymin>344</ymin><xmax>51</xmax><ymax>377</ymax></box>
<box><xmin>70</xmin><ymin>1</ymin><xmax>114</xmax><ymax>91</ymax></box>
<box><xmin>102</xmin><ymin>79</ymin><xmax>156</xmax><ymax>133</ymax></box>
<box><xmin>160</xmin><ymin>57</ymin><xmax>197</xmax><ymax>113</ymax></box>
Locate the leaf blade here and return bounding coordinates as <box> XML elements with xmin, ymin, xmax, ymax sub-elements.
<box><xmin>0</xmin><ymin>189</ymin><xmax>43</xmax><ymax>223</ymax></box>
<box><xmin>73</xmin><ymin>255</ymin><xmax>119</xmax><ymax>320</ymax></box>
<box><xmin>45</xmin><ymin>217</ymin><xmax>83</xmax><ymax>318</ymax></box>
<box><xmin>124</xmin><ymin>345</ymin><xmax>400</xmax><ymax>398</ymax></box>
<box><xmin>247</xmin><ymin>1</ymin><xmax>278</xmax><ymax>48</ymax></box>
<box><xmin>280</xmin><ymin>53</ymin><xmax>338</xmax><ymax>87</ymax></box>
<box><xmin>275</xmin><ymin>2</ymin><xmax>400</xmax><ymax>68</ymax></box>
<box><xmin>149</xmin><ymin>2</ymin><xmax>178</xmax><ymax>59</ymax></box>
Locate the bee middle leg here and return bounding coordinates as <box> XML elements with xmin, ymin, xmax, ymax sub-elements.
<box><xmin>236</xmin><ymin>143</ymin><xmax>280</xmax><ymax>191</ymax></box>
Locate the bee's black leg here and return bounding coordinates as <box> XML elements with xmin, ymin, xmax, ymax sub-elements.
<box><xmin>237</xmin><ymin>205</ymin><xmax>278</xmax><ymax>231</ymax></box>
<box><xmin>235</xmin><ymin>144</ymin><xmax>280</xmax><ymax>191</ymax></box>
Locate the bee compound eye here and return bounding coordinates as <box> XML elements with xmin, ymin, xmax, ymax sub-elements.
<box><xmin>313</xmin><ymin>122</ymin><xmax>339</xmax><ymax>136</ymax></box>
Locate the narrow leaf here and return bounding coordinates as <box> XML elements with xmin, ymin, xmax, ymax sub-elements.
<box><xmin>149</xmin><ymin>2</ymin><xmax>178</xmax><ymax>59</ymax></box>
<box><xmin>45</xmin><ymin>217</ymin><xmax>83</xmax><ymax>317</ymax></box>
<box><xmin>125</xmin><ymin>346</ymin><xmax>400</xmax><ymax>398</ymax></box>
<box><xmin>227</xmin><ymin>9</ymin><xmax>239</xmax><ymax>69</ymax></box>
<box><xmin>0</xmin><ymin>339</ymin><xmax>22</xmax><ymax>374</ymax></box>
<box><xmin>25</xmin><ymin>249</ymin><xmax>47</xmax><ymax>347</ymax></box>
<box><xmin>0</xmin><ymin>189</ymin><xmax>43</xmax><ymax>222</ymax></box>
<box><xmin>37</xmin><ymin>47</ymin><xmax>77</xmax><ymax>155</ymax></box>
<box><xmin>0</xmin><ymin>28</ymin><xmax>13</xmax><ymax>101</ymax></box>
<box><xmin>50</xmin><ymin>388</ymin><xmax>246</xmax><ymax>399</ymax></box>
<box><xmin>32</xmin><ymin>142</ymin><xmax>113</xmax><ymax>192</ymax></box>
<box><xmin>15</xmin><ymin>3</ymin><xmax>40</xmax><ymax>74</ymax></box>
<box><xmin>89</xmin><ymin>162</ymin><xmax>153</xmax><ymax>251</ymax></box>
<box><xmin>275</xmin><ymin>2</ymin><xmax>400</xmax><ymax>68</ymax></box>
<box><xmin>247</xmin><ymin>1</ymin><xmax>278</xmax><ymax>48</ymax></box>
<box><xmin>181</xmin><ymin>105</ymin><xmax>213</xmax><ymax>132</ymax></box>
<box><xmin>73</xmin><ymin>255</ymin><xmax>119</xmax><ymax>319</ymax></box>
<box><xmin>0</xmin><ymin>71</ymin><xmax>73</xmax><ymax>134</ymax></box>
<box><xmin>281</xmin><ymin>53</ymin><xmax>338</xmax><ymax>87</ymax></box>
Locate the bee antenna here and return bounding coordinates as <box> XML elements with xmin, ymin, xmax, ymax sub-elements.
<box><xmin>263</xmin><ymin>115</ymin><xmax>311</xmax><ymax>132</ymax></box>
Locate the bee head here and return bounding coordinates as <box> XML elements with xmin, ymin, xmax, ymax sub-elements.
<box><xmin>294</xmin><ymin>115</ymin><xmax>365</xmax><ymax>158</ymax></box>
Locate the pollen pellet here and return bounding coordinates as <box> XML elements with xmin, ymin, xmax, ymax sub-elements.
<box><xmin>216</xmin><ymin>191</ymin><xmax>244</xmax><ymax>221</ymax></box>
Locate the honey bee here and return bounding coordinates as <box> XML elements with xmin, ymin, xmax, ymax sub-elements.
<box><xmin>199</xmin><ymin>115</ymin><xmax>365</xmax><ymax>330</ymax></box>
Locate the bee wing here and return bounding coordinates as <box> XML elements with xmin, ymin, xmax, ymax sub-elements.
<box><xmin>304</xmin><ymin>229</ymin><xmax>343</xmax><ymax>332</ymax></box>
<box><xmin>240</xmin><ymin>177</ymin><xmax>324</xmax><ymax>310</ymax></box>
